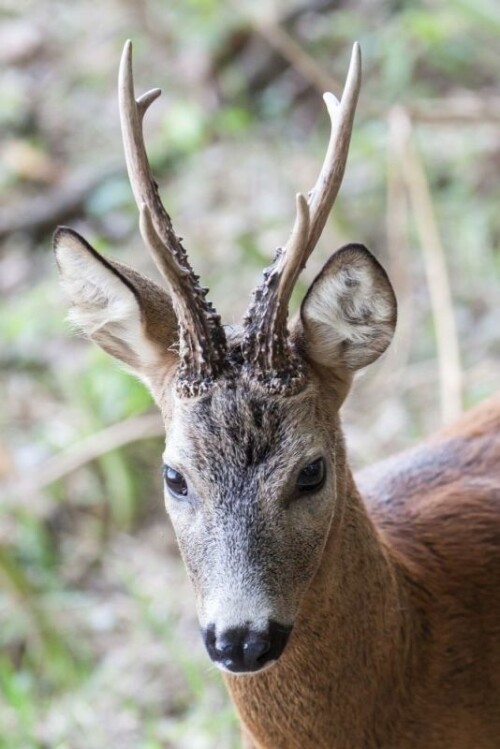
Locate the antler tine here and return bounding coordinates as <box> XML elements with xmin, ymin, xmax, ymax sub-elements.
<box><xmin>277</xmin><ymin>42</ymin><xmax>362</xmax><ymax>295</ymax></box>
<box><xmin>118</xmin><ymin>40</ymin><xmax>227</xmax><ymax>395</ymax></box>
<box><xmin>242</xmin><ymin>44</ymin><xmax>361</xmax><ymax>392</ymax></box>
<box><xmin>305</xmin><ymin>42</ymin><xmax>361</xmax><ymax>256</ymax></box>
<box><xmin>118</xmin><ymin>39</ymin><xmax>187</xmax><ymax>277</ymax></box>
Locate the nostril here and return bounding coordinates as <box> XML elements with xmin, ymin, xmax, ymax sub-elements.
<box><xmin>213</xmin><ymin>631</ymin><xmax>244</xmax><ymax>666</ymax></box>
<box><xmin>202</xmin><ymin>622</ymin><xmax>293</xmax><ymax>673</ymax></box>
<box><xmin>217</xmin><ymin>638</ymin><xmax>238</xmax><ymax>656</ymax></box>
<box><xmin>243</xmin><ymin>636</ymin><xmax>271</xmax><ymax>665</ymax></box>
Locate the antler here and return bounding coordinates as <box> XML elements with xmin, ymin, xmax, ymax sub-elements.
<box><xmin>118</xmin><ymin>40</ymin><xmax>227</xmax><ymax>396</ymax></box>
<box><xmin>242</xmin><ymin>43</ymin><xmax>362</xmax><ymax>392</ymax></box>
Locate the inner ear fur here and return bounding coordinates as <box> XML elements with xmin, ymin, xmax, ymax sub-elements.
<box><xmin>54</xmin><ymin>227</ymin><xmax>179</xmax><ymax>381</ymax></box>
<box><xmin>298</xmin><ymin>243</ymin><xmax>397</xmax><ymax>373</ymax></box>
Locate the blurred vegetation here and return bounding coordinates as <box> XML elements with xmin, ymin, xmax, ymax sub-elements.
<box><xmin>0</xmin><ymin>0</ymin><xmax>499</xmax><ymax>747</ymax></box>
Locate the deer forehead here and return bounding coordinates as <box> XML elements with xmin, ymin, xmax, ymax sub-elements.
<box><xmin>163</xmin><ymin>382</ymin><xmax>324</xmax><ymax>483</ymax></box>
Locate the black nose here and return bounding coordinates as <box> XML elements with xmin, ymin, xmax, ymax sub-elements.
<box><xmin>203</xmin><ymin>621</ymin><xmax>292</xmax><ymax>673</ymax></box>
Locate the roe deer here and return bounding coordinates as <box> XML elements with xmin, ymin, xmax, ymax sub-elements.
<box><xmin>54</xmin><ymin>41</ymin><xmax>500</xmax><ymax>748</ymax></box>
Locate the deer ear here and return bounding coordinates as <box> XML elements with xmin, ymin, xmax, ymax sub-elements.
<box><xmin>54</xmin><ymin>227</ymin><xmax>178</xmax><ymax>387</ymax></box>
<box><xmin>299</xmin><ymin>244</ymin><xmax>397</xmax><ymax>373</ymax></box>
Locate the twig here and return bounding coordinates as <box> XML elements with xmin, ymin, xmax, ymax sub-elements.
<box><xmin>407</xmin><ymin>95</ymin><xmax>500</xmax><ymax>125</ymax></box>
<box><xmin>0</xmin><ymin>163</ymin><xmax>120</xmax><ymax>241</ymax></box>
<box><xmin>220</xmin><ymin>5</ymin><xmax>500</xmax><ymax>126</ymax></box>
<box><xmin>2</xmin><ymin>412</ymin><xmax>164</xmax><ymax>504</ymax></box>
<box><xmin>226</xmin><ymin>0</ymin><xmax>343</xmax><ymax>94</ymax></box>
<box><xmin>369</xmin><ymin>110</ymin><xmax>415</xmax><ymax>390</ymax></box>
<box><xmin>214</xmin><ymin>0</ymin><xmax>341</xmax><ymax>93</ymax></box>
<box><xmin>251</xmin><ymin>16</ymin><xmax>343</xmax><ymax>94</ymax></box>
<box><xmin>391</xmin><ymin>106</ymin><xmax>463</xmax><ymax>424</ymax></box>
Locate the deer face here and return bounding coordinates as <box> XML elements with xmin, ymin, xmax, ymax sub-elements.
<box><xmin>161</xmin><ymin>378</ymin><xmax>340</xmax><ymax>672</ymax></box>
<box><xmin>54</xmin><ymin>42</ymin><xmax>397</xmax><ymax>673</ymax></box>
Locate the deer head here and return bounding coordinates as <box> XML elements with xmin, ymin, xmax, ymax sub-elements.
<box><xmin>54</xmin><ymin>41</ymin><xmax>397</xmax><ymax>674</ymax></box>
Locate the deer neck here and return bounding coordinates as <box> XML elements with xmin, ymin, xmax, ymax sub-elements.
<box><xmin>225</xmin><ymin>456</ymin><xmax>415</xmax><ymax>749</ymax></box>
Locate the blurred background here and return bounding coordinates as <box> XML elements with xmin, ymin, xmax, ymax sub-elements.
<box><xmin>0</xmin><ymin>0</ymin><xmax>499</xmax><ymax>746</ymax></box>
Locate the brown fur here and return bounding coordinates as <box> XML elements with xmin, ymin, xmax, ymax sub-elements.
<box><xmin>54</xmin><ymin>42</ymin><xmax>500</xmax><ymax>745</ymax></box>
<box><xmin>55</xmin><ymin>228</ymin><xmax>500</xmax><ymax>748</ymax></box>
<box><xmin>228</xmin><ymin>395</ymin><xmax>500</xmax><ymax>748</ymax></box>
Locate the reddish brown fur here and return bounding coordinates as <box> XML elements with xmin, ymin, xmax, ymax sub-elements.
<box><xmin>53</xmin><ymin>41</ymin><xmax>500</xmax><ymax>747</ymax></box>
<box><xmin>228</xmin><ymin>395</ymin><xmax>500</xmax><ymax>748</ymax></box>
<box><xmin>55</xmin><ymin>219</ymin><xmax>500</xmax><ymax>749</ymax></box>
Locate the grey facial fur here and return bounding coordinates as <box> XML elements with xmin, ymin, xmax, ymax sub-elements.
<box><xmin>163</xmin><ymin>378</ymin><xmax>339</xmax><ymax>636</ymax></box>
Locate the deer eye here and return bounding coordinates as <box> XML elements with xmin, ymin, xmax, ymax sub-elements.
<box><xmin>163</xmin><ymin>465</ymin><xmax>188</xmax><ymax>499</ymax></box>
<box><xmin>296</xmin><ymin>458</ymin><xmax>326</xmax><ymax>493</ymax></box>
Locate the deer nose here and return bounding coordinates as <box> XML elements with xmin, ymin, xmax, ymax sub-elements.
<box><xmin>203</xmin><ymin>622</ymin><xmax>292</xmax><ymax>673</ymax></box>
